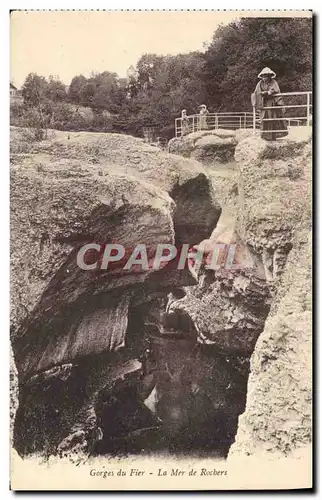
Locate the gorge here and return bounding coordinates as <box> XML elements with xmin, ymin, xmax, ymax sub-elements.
<box><xmin>10</xmin><ymin>126</ymin><xmax>312</xmax><ymax>462</ymax></box>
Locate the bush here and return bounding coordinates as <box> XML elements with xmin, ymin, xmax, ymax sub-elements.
<box><xmin>20</xmin><ymin>107</ymin><xmax>48</xmax><ymax>141</ymax></box>
<box><xmin>10</xmin><ymin>102</ymin><xmax>26</xmax><ymax>127</ymax></box>
<box><xmin>10</xmin><ymin>101</ymin><xmax>114</xmax><ymax>134</ymax></box>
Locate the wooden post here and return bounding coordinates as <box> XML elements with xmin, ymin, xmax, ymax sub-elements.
<box><xmin>253</xmin><ymin>106</ymin><xmax>256</xmax><ymax>134</ymax></box>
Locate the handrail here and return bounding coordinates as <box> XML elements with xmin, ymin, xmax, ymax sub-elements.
<box><xmin>272</xmin><ymin>92</ymin><xmax>312</xmax><ymax>96</ymax></box>
<box><xmin>253</xmin><ymin>90</ymin><xmax>312</xmax><ymax>133</ymax></box>
<box><xmin>175</xmin><ymin>111</ymin><xmax>258</xmax><ymax>137</ymax></box>
<box><xmin>174</xmin><ymin>91</ymin><xmax>312</xmax><ymax>138</ymax></box>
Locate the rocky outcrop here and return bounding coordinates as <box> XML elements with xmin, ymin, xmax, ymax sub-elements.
<box><xmin>235</xmin><ymin>135</ymin><xmax>311</xmax><ymax>280</ymax></box>
<box><xmin>230</xmin><ymin>232</ymin><xmax>311</xmax><ymax>457</ymax></box>
<box><xmin>168</xmin><ymin>131</ymin><xmax>312</xmax><ymax>460</ymax></box>
<box><xmin>11</xmin><ymin>129</ymin><xmax>220</xmax><ymax>376</ymax></box>
<box><xmin>171</xmin><ymin>266</ymin><xmax>270</xmax><ymax>355</ymax></box>
<box><xmin>230</xmin><ymin>133</ymin><xmax>312</xmax><ymax>458</ymax></box>
<box><xmin>168</xmin><ymin>129</ymin><xmax>237</xmax><ymax>165</ymax></box>
<box><xmin>10</xmin><ymin>128</ymin><xmax>221</xmax><ymax>457</ymax></box>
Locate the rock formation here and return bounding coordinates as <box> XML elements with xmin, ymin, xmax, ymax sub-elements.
<box><xmin>10</xmin><ymin>128</ymin><xmax>222</xmax><ymax>457</ymax></box>
<box><xmin>168</xmin><ymin>129</ymin><xmax>237</xmax><ymax>165</ymax></box>
<box><xmin>230</xmin><ymin>133</ymin><xmax>312</xmax><ymax>458</ymax></box>
<box><xmin>10</xmin><ymin>126</ymin><xmax>312</xmax><ymax>461</ymax></box>
<box><xmin>168</xmin><ymin>130</ymin><xmax>312</xmax><ymax>459</ymax></box>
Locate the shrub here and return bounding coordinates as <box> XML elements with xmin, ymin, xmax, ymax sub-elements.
<box><xmin>10</xmin><ymin>101</ymin><xmax>114</xmax><ymax>134</ymax></box>
<box><xmin>20</xmin><ymin>107</ymin><xmax>49</xmax><ymax>141</ymax></box>
<box><xmin>10</xmin><ymin>102</ymin><xmax>25</xmax><ymax>127</ymax></box>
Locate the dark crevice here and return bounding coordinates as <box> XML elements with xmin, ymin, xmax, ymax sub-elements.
<box><xmin>170</xmin><ymin>173</ymin><xmax>222</xmax><ymax>246</ymax></box>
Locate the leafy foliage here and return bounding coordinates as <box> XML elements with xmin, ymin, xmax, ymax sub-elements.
<box><xmin>21</xmin><ymin>73</ymin><xmax>48</xmax><ymax>107</ymax></box>
<box><xmin>16</xmin><ymin>17</ymin><xmax>312</xmax><ymax>139</ymax></box>
<box><xmin>117</xmin><ymin>18</ymin><xmax>312</xmax><ymax>138</ymax></box>
<box><xmin>203</xmin><ymin>17</ymin><xmax>312</xmax><ymax>111</ymax></box>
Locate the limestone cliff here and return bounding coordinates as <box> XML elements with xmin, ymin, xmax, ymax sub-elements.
<box><xmin>230</xmin><ymin>133</ymin><xmax>312</xmax><ymax>457</ymax></box>
<box><xmin>168</xmin><ymin>130</ymin><xmax>312</xmax><ymax>459</ymax></box>
<box><xmin>11</xmin><ymin>128</ymin><xmax>220</xmax><ymax>378</ymax></box>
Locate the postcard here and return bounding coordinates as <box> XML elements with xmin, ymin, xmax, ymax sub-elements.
<box><xmin>10</xmin><ymin>9</ymin><xmax>312</xmax><ymax>490</ymax></box>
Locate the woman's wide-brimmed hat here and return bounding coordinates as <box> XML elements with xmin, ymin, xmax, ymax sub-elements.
<box><xmin>258</xmin><ymin>67</ymin><xmax>276</xmax><ymax>79</ymax></box>
<box><xmin>198</xmin><ymin>104</ymin><xmax>207</xmax><ymax>109</ymax></box>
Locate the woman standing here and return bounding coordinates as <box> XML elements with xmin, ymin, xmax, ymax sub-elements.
<box><xmin>181</xmin><ymin>109</ymin><xmax>190</xmax><ymax>136</ymax></box>
<box><xmin>252</xmin><ymin>67</ymin><xmax>288</xmax><ymax>141</ymax></box>
<box><xmin>198</xmin><ymin>104</ymin><xmax>209</xmax><ymax>131</ymax></box>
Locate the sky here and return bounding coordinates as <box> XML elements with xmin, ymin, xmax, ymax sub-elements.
<box><xmin>10</xmin><ymin>11</ymin><xmax>240</xmax><ymax>87</ymax></box>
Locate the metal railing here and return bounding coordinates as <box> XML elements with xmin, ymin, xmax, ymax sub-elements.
<box><xmin>174</xmin><ymin>91</ymin><xmax>312</xmax><ymax>138</ymax></box>
<box><xmin>252</xmin><ymin>91</ymin><xmax>312</xmax><ymax>134</ymax></box>
<box><xmin>175</xmin><ymin>112</ymin><xmax>257</xmax><ymax>138</ymax></box>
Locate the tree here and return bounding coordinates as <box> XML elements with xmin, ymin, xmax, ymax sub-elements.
<box><xmin>21</xmin><ymin>73</ymin><xmax>48</xmax><ymax>107</ymax></box>
<box><xmin>68</xmin><ymin>72</ymin><xmax>122</xmax><ymax>112</ymax></box>
<box><xmin>18</xmin><ymin>18</ymin><xmax>312</xmax><ymax>139</ymax></box>
<box><xmin>136</xmin><ymin>54</ymin><xmax>164</xmax><ymax>90</ymax></box>
<box><xmin>120</xmin><ymin>52</ymin><xmax>208</xmax><ymax>138</ymax></box>
<box><xmin>46</xmin><ymin>76</ymin><xmax>67</xmax><ymax>102</ymax></box>
<box><xmin>90</xmin><ymin>72</ymin><xmax>120</xmax><ymax>112</ymax></box>
<box><xmin>204</xmin><ymin>17</ymin><xmax>312</xmax><ymax>111</ymax></box>
<box><xmin>68</xmin><ymin>75</ymin><xmax>87</xmax><ymax>105</ymax></box>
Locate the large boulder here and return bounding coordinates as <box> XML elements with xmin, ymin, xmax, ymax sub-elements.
<box><xmin>11</xmin><ymin>129</ymin><xmax>221</xmax><ymax>376</ymax></box>
<box><xmin>10</xmin><ymin>128</ymin><xmax>221</xmax><ymax>456</ymax></box>
<box><xmin>170</xmin><ymin>265</ymin><xmax>270</xmax><ymax>355</ymax></box>
<box><xmin>168</xmin><ymin>129</ymin><xmax>237</xmax><ymax>165</ymax></box>
<box><xmin>235</xmin><ymin>134</ymin><xmax>312</xmax><ymax>280</ymax></box>
<box><xmin>168</xmin><ymin>214</ymin><xmax>270</xmax><ymax>355</ymax></box>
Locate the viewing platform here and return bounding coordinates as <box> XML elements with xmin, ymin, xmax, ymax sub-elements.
<box><xmin>175</xmin><ymin>91</ymin><xmax>312</xmax><ymax>138</ymax></box>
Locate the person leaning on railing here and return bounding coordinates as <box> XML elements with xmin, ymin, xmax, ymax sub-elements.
<box><xmin>181</xmin><ymin>109</ymin><xmax>190</xmax><ymax>136</ymax></box>
<box><xmin>198</xmin><ymin>104</ymin><xmax>209</xmax><ymax>131</ymax></box>
<box><xmin>252</xmin><ymin>67</ymin><xmax>288</xmax><ymax>141</ymax></box>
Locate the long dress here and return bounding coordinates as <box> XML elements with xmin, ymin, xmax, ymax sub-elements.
<box><xmin>198</xmin><ymin>109</ymin><xmax>209</xmax><ymax>131</ymax></box>
<box><xmin>253</xmin><ymin>79</ymin><xmax>288</xmax><ymax>140</ymax></box>
<box><xmin>181</xmin><ymin>116</ymin><xmax>190</xmax><ymax>136</ymax></box>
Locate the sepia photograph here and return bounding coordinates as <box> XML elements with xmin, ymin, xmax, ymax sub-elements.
<box><xmin>9</xmin><ymin>9</ymin><xmax>312</xmax><ymax>490</ymax></box>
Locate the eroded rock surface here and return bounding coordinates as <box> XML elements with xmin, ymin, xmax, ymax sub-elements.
<box><xmin>235</xmin><ymin>135</ymin><xmax>311</xmax><ymax>281</ymax></box>
<box><xmin>10</xmin><ymin>347</ymin><xmax>19</xmax><ymax>442</ymax></box>
<box><xmin>168</xmin><ymin>129</ymin><xmax>237</xmax><ymax>165</ymax></box>
<box><xmin>168</xmin><ymin>132</ymin><xmax>312</xmax><ymax>460</ymax></box>
<box><xmin>10</xmin><ymin>127</ymin><xmax>312</xmax><ymax>461</ymax></box>
<box><xmin>171</xmin><ymin>266</ymin><xmax>270</xmax><ymax>354</ymax></box>
<box><xmin>230</xmin><ymin>232</ymin><xmax>312</xmax><ymax>457</ymax></box>
<box><xmin>230</xmin><ymin>133</ymin><xmax>312</xmax><ymax>458</ymax></box>
<box><xmin>10</xmin><ymin>128</ymin><xmax>221</xmax><ymax>457</ymax></box>
<box><xmin>11</xmin><ymin>129</ymin><xmax>221</xmax><ymax>376</ymax></box>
